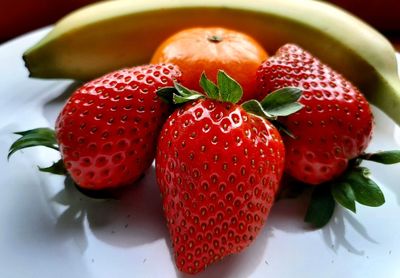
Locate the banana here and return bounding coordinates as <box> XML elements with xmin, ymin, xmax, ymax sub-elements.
<box><xmin>24</xmin><ymin>0</ymin><xmax>400</xmax><ymax>125</ymax></box>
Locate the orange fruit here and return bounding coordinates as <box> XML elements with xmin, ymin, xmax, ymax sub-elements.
<box><xmin>151</xmin><ymin>27</ymin><xmax>268</xmax><ymax>101</ymax></box>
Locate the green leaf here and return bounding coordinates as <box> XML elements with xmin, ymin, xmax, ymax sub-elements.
<box><xmin>345</xmin><ymin>167</ymin><xmax>385</xmax><ymax>207</ymax></box>
<box><xmin>170</xmin><ymin>82</ymin><xmax>204</xmax><ymax>104</ymax></box>
<box><xmin>362</xmin><ymin>150</ymin><xmax>400</xmax><ymax>164</ymax></box>
<box><xmin>8</xmin><ymin>128</ymin><xmax>58</xmax><ymax>159</ymax></box>
<box><xmin>199</xmin><ymin>72</ymin><xmax>220</xmax><ymax>99</ymax></box>
<box><xmin>217</xmin><ymin>71</ymin><xmax>243</xmax><ymax>104</ymax></box>
<box><xmin>241</xmin><ymin>100</ymin><xmax>272</xmax><ymax>119</ymax></box>
<box><xmin>39</xmin><ymin>159</ymin><xmax>67</xmax><ymax>175</ymax></box>
<box><xmin>173</xmin><ymin>93</ymin><xmax>204</xmax><ymax>104</ymax></box>
<box><xmin>157</xmin><ymin>83</ymin><xmax>205</xmax><ymax>105</ymax></box>
<box><xmin>156</xmin><ymin>86</ymin><xmax>177</xmax><ymax>104</ymax></box>
<box><xmin>174</xmin><ymin>82</ymin><xmax>196</xmax><ymax>96</ymax></box>
<box><xmin>261</xmin><ymin>87</ymin><xmax>304</xmax><ymax>117</ymax></box>
<box><xmin>331</xmin><ymin>182</ymin><xmax>356</xmax><ymax>213</ymax></box>
<box><xmin>304</xmin><ymin>185</ymin><xmax>335</xmax><ymax>228</ymax></box>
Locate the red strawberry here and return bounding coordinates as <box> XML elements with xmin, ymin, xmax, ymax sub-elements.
<box><xmin>155</xmin><ymin>72</ymin><xmax>295</xmax><ymax>273</ymax></box>
<box><xmin>256</xmin><ymin>44</ymin><xmax>373</xmax><ymax>185</ymax></box>
<box><xmin>9</xmin><ymin>64</ymin><xmax>182</xmax><ymax>190</ymax></box>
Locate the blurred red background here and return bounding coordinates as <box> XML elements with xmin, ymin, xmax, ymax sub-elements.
<box><xmin>1</xmin><ymin>0</ymin><xmax>399</xmax><ymax>51</ymax></box>
<box><xmin>330</xmin><ymin>0</ymin><xmax>400</xmax><ymax>32</ymax></box>
<box><xmin>0</xmin><ymin>0</ymin><xmax>98</xmax><ymax>42</ymax></box>
<box><xmin>329</xmin><ymin>0</ymin><xmax>400</xmax><ymax>51</ymax></box>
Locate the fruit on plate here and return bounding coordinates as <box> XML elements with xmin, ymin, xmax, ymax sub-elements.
<box><xmin>257</xmin><ymin>43</ymin><xmax>373</xmax><ymax>185</ymax></box>
<box><xmin>22</xmin><ymin>0</ymin><xmax>400</xmax><ymax>126</ymax></box>
<box><xmin>9</xmin><ymin>63</ymin><xmax>182</xmax><ymax>190</ymax></box>
<box><xmin>150</xmin><ymin>27</ymin><xmax>267</xmax><ymax>101</ymax></box>
<box><xmin>155</xmin><ymin>71</ymin><xmax>303</xmax><ymax>273</ymax></box>
<box><xmin>257</xmin><ymin>44</ymin><xmax>400</xmax><ymax>227</ymax></box>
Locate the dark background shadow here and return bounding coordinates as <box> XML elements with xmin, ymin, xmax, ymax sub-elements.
<box><xmin>50</xmin><ymin>168</ymin><xmax>384</xmax><ymax>276</ymax></box>
<box><xmin>52</xmin><ymin>165</ymin><xmax>270</xmax><ymax>278</ymax></box>
<box><xmin>52</xmin><ymin>165</ymin><xmax>169</xmax><ymax>253</ymax></box>
<box><xmin>268</xmin><ymin>181</ymin><xmax>380</xmax><ymax>257</ymax></box>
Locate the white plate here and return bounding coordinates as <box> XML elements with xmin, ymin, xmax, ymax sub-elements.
<box><xmin>1</xmin><ymin>27</ymin><xmax>400</xmax><ymax>278</ymax></box>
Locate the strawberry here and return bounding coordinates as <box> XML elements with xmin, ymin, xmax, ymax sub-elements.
<box><xmin>155</xmin><ymin>71</ymin><xmax>301</xmax><ymax>273</ymax></box>
<box><xmin>257</xmin><ymin>44</ymin><xmax>400</xmax><ymax>228</ymax></box>
<box><xmin>256</xmin><ymin>44</ymin><xmax>373</xmax><ymax>185</ymax></box>
<box><xmin>9</xmin><ymin>63</ymin><xmax>182</xmax><ymax>190</ymax></box>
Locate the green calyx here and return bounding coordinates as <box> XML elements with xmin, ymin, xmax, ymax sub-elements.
<box><xmin>304</xmin><ymin>150</ymin><xmax>400</xmax><ymax>228</ymax></box>
<box><xmin>157</xmin><ymin>70</ymin><xmax>304</xmax><ymax>123</ymax></box>
<box><xmin>8</xmin><ymin>127</ymin><xmax>65</xmax><ymax>175</ymax></box>
<box><xmin>157</xmin><ymin>83</ymin><xmax>204</xmax><ymax>105</ymax></box>
<box><xmin>157</xmin><ymin>70</ymin><xmax>243</xmax><ymax>105</ymax></box>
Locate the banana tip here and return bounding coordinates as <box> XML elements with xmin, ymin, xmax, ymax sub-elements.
<box><xmin>22</xmin><ymin>52</ymin><xmax>32</xmax><ymax>77</ymax></box>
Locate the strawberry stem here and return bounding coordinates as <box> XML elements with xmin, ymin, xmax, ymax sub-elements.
<box><xmin>359</xmin><ymin>150</ymin><xmax>400</xmax><ymax>164</ymax></box>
